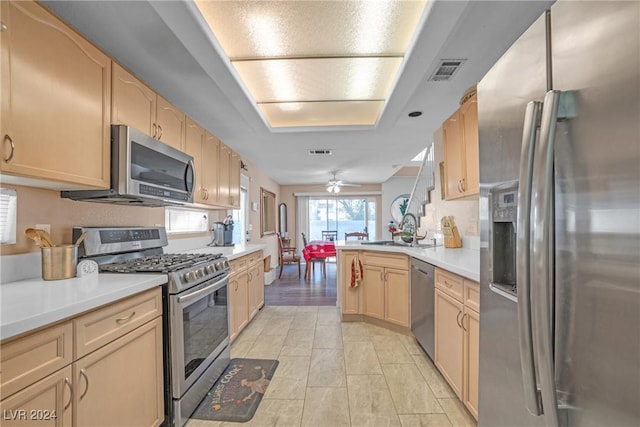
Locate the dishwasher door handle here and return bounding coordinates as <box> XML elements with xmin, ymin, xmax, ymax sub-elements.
<box><xmin>413</xmin><ymin>267</ymin><xmax>432</xmax><ymax>276</ymax></box>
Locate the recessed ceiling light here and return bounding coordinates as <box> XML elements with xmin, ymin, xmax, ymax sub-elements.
<box><xmin>195</xmin><ymin>0</ymin><xmax>427</xmax><ymax>128</ymax></box>
<box><xmin>408</xmin><ymin>111</ymin><xmax>423</xmax><ymax>117</ymax></box>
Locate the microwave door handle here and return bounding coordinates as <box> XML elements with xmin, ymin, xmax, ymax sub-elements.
<box><xmin>177</xmin><ymin>273</ymin><xmax>230</xmax><ymax>305</ymax></box>
<box><xmin>517</xmin><ymin>100</ymin><xmax>543</xmax><ymax>416</ymax></box>
<box><xmin>186</xmin><ymin>159</ymin><xmax>195</xmax><ymax>193</ymax></box>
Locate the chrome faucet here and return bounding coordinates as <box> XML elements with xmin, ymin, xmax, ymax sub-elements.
<box><xmin>399</xmin><ymin>212</ymin><xmax>421</xmax><ymax>246</ymax></box>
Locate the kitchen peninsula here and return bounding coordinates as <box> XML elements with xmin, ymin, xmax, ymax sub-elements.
<box><xmin>336</xmin><ymin>241</ymin><xmax>481</xmax><ymax>419</ymax></box>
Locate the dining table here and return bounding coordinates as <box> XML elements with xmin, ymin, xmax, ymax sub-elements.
<box><xmin>302</xmin><ymin>240</ymin><xmax>337</xmax><ymax>280</ymax></box>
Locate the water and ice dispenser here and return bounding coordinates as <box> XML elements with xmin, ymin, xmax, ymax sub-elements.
<box><xmin>489</xmin><ymin>181</ymin><xmax>519</xmax><ymax>299</ymax></box>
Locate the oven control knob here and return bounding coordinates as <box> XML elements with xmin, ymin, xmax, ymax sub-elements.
<box><xmin>197</xmin><ymin>267</ymin><xmax>206</xmax><ymax>278</ymax></box>
<box><xmin>184</xmin><ymin>271</ymin><xmax>196</xmax><ymax>282</ymax></box>
<box><xmin>215</xmin><ymin>262</ymin><xmax>224</xmax><ymax>271</ymax></box>
<box><xmin>205</xmin><ymin>265</ymin><xmax>215</xmax><ymax>274</ymax></box>
<box><xmin>223</xmin><ymin>260</ymin><xmax>229</xmax><ymax>269</ymax></box>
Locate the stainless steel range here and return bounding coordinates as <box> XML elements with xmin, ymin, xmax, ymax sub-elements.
<box><xmin>75</xmin><ymin>226</ymin><xmax>231</xmax><ymax>427</ymax></box>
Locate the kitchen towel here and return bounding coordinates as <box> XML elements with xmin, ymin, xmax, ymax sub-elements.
<box><xmin>350</xmin><ymin>254</ymin><xmax>363</xmax><ymax>287</ymax></box>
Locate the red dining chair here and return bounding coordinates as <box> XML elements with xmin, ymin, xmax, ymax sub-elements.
<box><xmin>302</xmin><ymin>232</ymin><xmax>326</xmax><ymax>280</ymax></box>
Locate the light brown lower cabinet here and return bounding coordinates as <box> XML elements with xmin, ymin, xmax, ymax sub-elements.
<box><xmin>229</xmin><ymin>250</ymin><xmax>264</xmax><ymax>342</ymax></box>
<box><xmin>0</xmin><ymin>288</ymin><xmax>164</xmax><ymax>427</ymax></box>
<box><xmin>339</xmin><ymin>251</ymin><xmax>409</xmax><ymax>328</ymax></box>
<box><xmin>0</xmin><ymin>366</ymin><xmax>73</xmax><ymax>427</ymax></box>
<box><xmin>434</xmin><ymin>268</ymin><xmax>480</xmax><ymax>419</ymax></box>
<box><xmin>339</xmin><ymin>251</ymin><xmax>360</xmax><ymax>314</ymax></box>
<box><xmin>229</xmin><ymin>271</ymin><xmax>249</xmax><ymax>341</ymax></box>
<box><xmin>74</xmin><ymin>317</ymin><xmax>163</xmax><ymax>427</ymax></box>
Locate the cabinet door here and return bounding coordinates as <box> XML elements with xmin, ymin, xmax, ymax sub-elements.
<box><xmin>463</xmin><ymin>307</ymin><xmax>480</xmax><ymax>420</ymax></box>
<box><xmin>434</xmin><ymin>289</ymin><xmax>463</xmax><ymax>398</ymax></box>
<box><xmin>442</xmin><ymin>110</ymin><xmax>464</xmax><ymax>200</ymax></box>
<box><xmin>340</xmin><ymin>251</ymin><xmax>360</xmax><ymax>314</ymax></box>
<box><xmin>155</xmin><ymin>95</ymin><xmax>185</xmax><ymax>151</ymax></box>
<box><xmin>217</xmin><ymin>142</ymin><xmax>232</xmax><ymax>206</ymax></box>
<box><xmin>74</xmin><ymin>318</ymin><xmax>163</xmax><ymax>427</ymax></box>
<box><xmin>384</xmin><ymin>268</ymin><xmax>409</xmax><ymax>327</ymax></box>
<box><xmin>203</xmin><ymin>132</ymin><xmax>220</xmax><ymax>205</ymax></box>
<box><xmin>111</xmin><ymin>62</ymin><xmax>155</xmax><ymax>137</ymax></box>
<box><xmin>229</xmin><ymin>271</ymin><xmax>249</xmax><ymax>341</ymax></box>
<box><xmin>362</xmin><ymin>265</ymin><xmax>385</xmax><ymax>320</ymax></box>
<box><xmin>460</xmin><ymin>94</ymin><xmax>479</xmax><ymax>196</ymax></box>
<box><xmin>1</xmin><ymin>1</ymin><xmax>110</xmax><ymax>189</ymax></box>
<box><xmin>248</xmin><ymin>263</ymin><xmax>263</xmax><ymax>319</ymax></box>
<box><xmin>229</xmin><ymin>151</ymin><xmax>241</xmax><ymax>208</ymax></box>
<box><xmin>185</xmin><ymin>118</ymin><xmax>206</xmax><ymax>203</ymax></box>
<box><xmin>0</xmin><ymin>366</ymin><xmax>72</xmax><ymax>427</ymax></box>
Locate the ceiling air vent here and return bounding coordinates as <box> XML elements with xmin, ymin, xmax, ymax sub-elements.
<box><xmin>308</xmin><ymin>149</ymin><xmax>333</xmax><ymax>156</ymax></box>
<box><xmin>429</xmin><ymin>59</ymin><xmax>466</xmax><ymax>81</ymax></box>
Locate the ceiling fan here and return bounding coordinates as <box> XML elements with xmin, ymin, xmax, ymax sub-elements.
<box><xmin>326</xmin><ymin>172</ymin><xmax>361</xmax><ymax>193</ymax></box>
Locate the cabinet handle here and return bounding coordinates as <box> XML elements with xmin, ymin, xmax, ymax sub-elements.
<box><xmin>461</xmin><ymin>178</ymin><xmax>466</xmax><ymax>192</ymax></box>
<box><xmin>444</xmin><ymin>280</ymin><xmax>453</xmax><ymax>288</ymax></box>
<box><xmin>461</xmin><ymin>313</ymin><xmax>468</xmax><ymax>331</ymax></box>
<box><xmin>1</xmin><ymin>22</ymin><xmax>7</xmax><ymax>32</ymax></box>
<box><xmin>3</xmin><ymin>134</ymin><xmax>14</xmax><ymax>162</ymax></box>
<box><xmin>380</xmin><ymin>271</ymin><xmax>384</xmax><ymax>281</ymax></box>
<box><xmin>456</xmin><ymin>310</ymin><xmax>463</xmax><ymax>328</ymax></box>
<box><xmin>385</xmin><ymin>272</ymin><xmax>389</xmax><ymax>282</ymax></box>
<box><xmin>202</xmin><ymin>188</ymin><xmax>208</xmax><ymax>200</ymax></box>
<box><xmin>115</xmin><ymin>311</ymin><xmax>136</xmax><ymax>324</ymax></box>
<box><xmin>157</xmin><ymin>125</ymin><xmax>163</xmax><ymax>139</ymax></box>
<box><xmin>152</xmin><ymin>123</ymin><xmax>157</xmax><ymax>138</ymax></box>
<box><xmin>457</xmin><ymin>180</ymin><xmax>463</xmax><ymax>193</ymax></box>
<box><xmin>63</xmin><ymin>377</ymin><xmax>73</xmax><ymax>410</ymax></box>
<box><xmin>79</xmin><ymin>369</ymin><xmax>89</xmax><ymax>399</ymax></box>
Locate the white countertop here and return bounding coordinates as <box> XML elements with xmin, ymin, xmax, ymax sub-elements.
<box><xmin>335</xmin><ymin>241</ymin><xmax>479</xmax><ymax>281</ymax></box>
<box><xmin>0</xmin><ymin>244</ymin><xmax>264</xmax><ymax>342</ymax></box>
<box><xmin>0</xmin><ymin>274</ymin><xmax>167</xmax><ymax>342</ymax></box>
<box><xmin>179</xmin><ymin>243</ymin><xmax>266</xmax><ymax>261</ymax></box>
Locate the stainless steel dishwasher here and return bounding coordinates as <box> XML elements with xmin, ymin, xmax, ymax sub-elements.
<box><xmin>410</xmin><ymin>258</ymin><xmax>435</xmax><ymax>360</ymax></box>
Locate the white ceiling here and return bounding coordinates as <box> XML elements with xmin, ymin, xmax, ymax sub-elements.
<box><xmin>43</xmin><ymin>0</ymin><xmax>553</xmax><ymax>186</ymax></box>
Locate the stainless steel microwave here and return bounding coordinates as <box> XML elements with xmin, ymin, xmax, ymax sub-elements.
<box><xmin>62</xmin><ymin>125</ymin><xmax>194</xmax><ymax>206</ymax></box>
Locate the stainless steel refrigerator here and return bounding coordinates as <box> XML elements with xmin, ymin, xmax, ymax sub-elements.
<box><xmin>477</xmin><ymin>1</ymin><xmax>640</xmax><ymax>426</ymax></box>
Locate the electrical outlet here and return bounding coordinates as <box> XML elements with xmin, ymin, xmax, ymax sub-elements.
<box><xmin>35</xmin><ymin>224</ymin><xmax>51</xmax><ymax>234</ymax></box>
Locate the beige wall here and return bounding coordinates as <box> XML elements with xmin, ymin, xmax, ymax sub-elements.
<box><xmin>1</xmin><ymin>157</ymin><xmax>281</xmax><ymax>262</ymax></box>
<box><xmin>279</xmin><ymin>184</ymin><xmax>382</xmax><ymax>247</ymax></box>
<box><xmin>241</xmin><ymin>159</ymin><xmax>281</xmax><ymax>268</ymax></box>
<box><xmin>419</xmin><ymin>127</ymin><xmax>479</xmax><ymax>241</ymax></box>
<box><xmin>0</xmin><ymin>184</ymin><xmax>165</xmax><ymax>255</ymax></box>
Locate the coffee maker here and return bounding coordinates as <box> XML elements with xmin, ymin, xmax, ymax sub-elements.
<box><xmin>209</xmin><ymin>215</ymin><xmax>234</xmax><ymax>247</ymax></box>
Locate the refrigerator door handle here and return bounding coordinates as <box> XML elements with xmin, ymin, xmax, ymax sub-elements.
<box><xmin>516</xmin><ymin>100</ymin><xmax>543</xmax><ymax>417</ymax></box>
<box><xmin>531</xmin><ymin>89</ymin><xmax>575</xmax><ymax>427</ymax></box>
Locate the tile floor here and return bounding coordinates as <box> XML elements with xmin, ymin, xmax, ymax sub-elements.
<box><xmin>187</xmin><ymin>306</ymin><xmax>477</xmax><ymax>427</ymax></box>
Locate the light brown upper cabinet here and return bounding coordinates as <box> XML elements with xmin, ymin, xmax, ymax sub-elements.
<box><xmin>230</xmin><ymin>151</ymin><xmax>241</xmax><ymax>208</ymax></box>
<box><xmin>184</xmin><ymin>118</ymin><xmax>220</xmax><ymax>205</ymax></box>
<box><xmin>217</xmin><ymin>142</ymin><xmax>232</xmax><ymax>207</ymax></box>
<box><xmin>0</xmin><ymin>0</ymin><xmax>111</xmax><ymax>190</ymax></box>
<box><xmin>112</xmin><ymin>62</ymin><xmax>185</xmax><ymax>151</ymax></box>
<box><xmin>443</xmin><ymin>94</ymin><xmax>479</xmax><ymax>200</ymax></box>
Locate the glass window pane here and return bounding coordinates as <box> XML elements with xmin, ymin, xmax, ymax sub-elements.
<box><xmin>367</xmin><ymin>199</ymin><xmax>377</xmax><ymax>240</ymax></box>
<box><xmin>309</xmin><ymin>199</ymin><xmax>325</xmax><ymax>241</ymax></box>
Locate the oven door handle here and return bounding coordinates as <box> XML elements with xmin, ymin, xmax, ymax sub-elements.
<box><xmin>177</xmin><ymin>273</ymin><xmax>230</xmax><ymax>304</ymax></box>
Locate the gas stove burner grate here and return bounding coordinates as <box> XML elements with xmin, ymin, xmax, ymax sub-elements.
<box><xmin>100</xmin><ymin>252</ymin><xmax>223</xmax><ymax>274</ymax></box>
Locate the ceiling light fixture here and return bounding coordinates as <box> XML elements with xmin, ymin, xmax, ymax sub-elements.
<box><xmin>327</xmin><ymin>184</ymin><xmax>341</xmax><ymax>193</ymax></box>
<box><xmin>194</xmin><ymin>1</ymin><xmax>427</xmax><ymax>128</ymax></box>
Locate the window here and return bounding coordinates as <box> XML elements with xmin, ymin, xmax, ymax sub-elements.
<box><xmin>165</xmin><ymin>207</ymin><xmax>209</xmax><ymax>234</ymax></box>
<box><xmin>308</xmin><ymin>197</ymin><xmax>376</xmax><ymax>240</ymax></box>
<box><xmin>231</xmin><ymin>174</ymin><xmax>250</xmax><ymax>243</ymax></box>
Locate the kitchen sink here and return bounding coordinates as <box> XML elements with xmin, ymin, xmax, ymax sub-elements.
<box><xmin>362</xmin><ymin>240</ymin><xmax>438</xmax><ymax>248</ymax></box>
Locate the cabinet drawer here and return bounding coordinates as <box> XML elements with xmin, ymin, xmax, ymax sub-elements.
<box><xmin>464</xmin><ymin>280</ymin><xmax>480</xmax><ymax>312</ymax></box>
<box><xmin>435</xmin><ymin>268</ymin><xmax>464</xmax><ymax>302</ymax></box>
<box><xmin>364</xmin><ymin>252</ymin><xmax>408</xmax><ymax>270</ymax></box>
<box><xmin>247</xmin><ymin>251</ymin><xmax>263</xmax><ymax>266</ymax></box>
<box><xmin>229</xmin><ymin>257</ymin><xmax>247</xmax><ymax>274</ymax></box>
<box><xmin>0</xmin><ymin>322</ymin><xmax>73</xmax><ymax>399</ymax></box>
<box><xmin>74</xmin><ymin>287</ymin><xmax>162</xmax><ymax>358</ymax></box>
